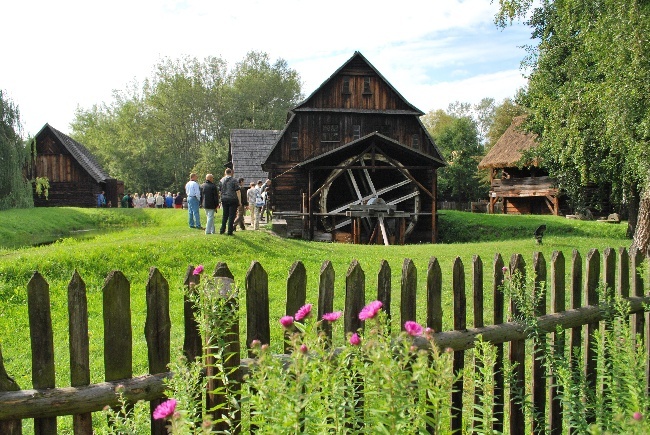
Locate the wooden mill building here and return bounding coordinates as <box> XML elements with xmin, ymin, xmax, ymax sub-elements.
<box><xmin>229</xmin><ymin>129</ymin><xmax>281</xmax><ymax>184</ymax></box>
<box><xmin>28</xmin><ymin>124</ymin><xmax>122</xmax><ymax>207</ymax></box>
<box><xmin>478</xmin><ymin>116</ymin><xmax>560</xmax><ymax>215</ymax></box>
<box><xmin>261</xmin><ymin>52</ymin><xmax>446</xmax><ymax>243</ymax></box>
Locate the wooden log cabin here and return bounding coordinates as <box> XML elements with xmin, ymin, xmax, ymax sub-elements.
<box><xmin>478</xmin><ymin>116</ymin><xmax>560</xmax><ymax>215</ymax></box>
<box><xmin>28</xmin><ymin>124</ymin><xmax>122</xmax><ymax>207</ymax></box>
<box><xmin>260</xmin><ymin>51</ymin><xmax>446</xmax><ymax>243</ymax></box>
<box><xmin>229</xmin><ymin>129</ymin><xmax>281</xmax><ymax>184</ymax></box>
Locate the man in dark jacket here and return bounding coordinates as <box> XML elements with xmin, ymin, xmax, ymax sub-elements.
<box><xmin>233</xmin><ymin>177</ymin><xmax>248</xmax><ymax>231</ymax></box>
<box><xmin>218</xmin><ymin>168</ymin><xmax>240</xmax><ymax>235</ymax></box>
<box><xmin>201</xmin><ymin>174</ymin><xmax>219</xmax><ymax>234</ymax></box>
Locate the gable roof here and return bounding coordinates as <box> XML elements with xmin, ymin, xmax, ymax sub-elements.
<box><xmin>478</xmin><ymin>116</ymin><xmax>539</xmax><ymax>169</ymax></box>
<box><xmin>293</xmin><ymin>51</ymin><xmax>424</xmax><ymax>115</ymax></box>
<box><xmin>298</xmin><ymin>132</ymin><xmax>446</xmax><ymax>169</ymax></box>
<box><xmin>36</xmin><ymin>123</ymin><xmax>112</xmax><ymax>182</ymax></box>
<box><xmin>230</xmin><ymin>129</ymin><xmax>282</xmax><ymax>182</ymax></box>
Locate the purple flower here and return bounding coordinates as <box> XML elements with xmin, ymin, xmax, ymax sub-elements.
<box><xmin>193</xmin><ymin>265</ymin><xmax>204</xmax><ymax>275</ymax></box>
<box><xmin>359</xmin><ymin>300</ymin><xmax>383</xmax><ymax>321</ymax></box>
<box><xmin>633</xmin><ymin>412</ymin><xmax>643</xmax><ymax>421</ymax></box>
<box><xmin>153</xmin><ymin>399</ymin><xmax>177</xmax><ymax>420</ymax></box>
<box><xmin>404</xmin><ymin>320</ymin><xmax>424</xmax><ymax>336</ymax></box>
<box><xmin>279</xmin><ymin>316</ymin><xmax>294</xmax><ymax>328</ymax></box>
<box><xmin>502</xmin><ymin>266</ymin><xmax>508</xmax><ymax>273</ymax></box>
<box><xmin>349</xmin><ymin>333</ymin><xmax>361</xmax><ymax>346</ymax></box>
<box><xmin>299</xmin><ymin>344</ymin><xmax>308</xmax><ymax>354</ymax></box>
<box><xmin>295</xmin><ymin>303</ymin><xmax>313</xmax><ymax>321</ymax></box>
<box><xmin>322</xmin><ymin>311</ymin><xmax>342</xmax><ymax>322</ymax></box>
<box><xmin>250</xmin><ymin>339</ymin><xmax>261</xmax><ymax>348</ymax></box>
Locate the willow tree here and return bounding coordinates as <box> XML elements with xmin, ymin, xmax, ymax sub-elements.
<box><xmin>0</xmin><ymin>90</ymin><xmax>32</xmax><ymax>210</ymax></box>
<box><xmin>497</xmin><ymin>0</ymin><xmax>650</xmax><ymax>252</ymax></box>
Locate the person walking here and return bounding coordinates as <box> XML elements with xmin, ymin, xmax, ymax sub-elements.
<box><xmin>233</xmin><ymin>178</ymin><xmax>248</xmax><ymax>231</ymax></box>
<box><xmin>246</xmin><ymin>182</ymin><xmax>256</xmax><ymax>227</ymax></box>
<box><xmin>201</xmin><ymin>174</ymin><xmax>219</xmax><ymax>234</ymax></box>
<box><xmin>218</xmin><ymin>168</ymin><xmax>239</xmax><ymax>235</ymax></box>
<box><xmin>97</xmin><ymin>191</ymin><xmax>106</xmax><ymax>208</ymax></box>
<box><xmin>252</xmin><ymin>180</ymin><xmax>265</xmax><ymax>230</ymax></box>
<box><xmin>185</xmin><ymin>173</ymin><xmax>202</xmax><ymax>229</ymax></box>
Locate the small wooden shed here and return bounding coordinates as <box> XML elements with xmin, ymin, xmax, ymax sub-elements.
<box><xmin>261</xmin><ymin>51</ymin><xmax>446</xmax><ymax>243</ymax></box>
<box><xmin>28</xmin><ymin>124</ymin><xmax>122</xmax><ymax>207</ymax></box>
<box><xmin>229</xmin><ymin>129</ymin><xmax>281</xmax><ymax>184</ymax></box>
<box><xmin>478</xmin><ymin>116</ymin><xmax>559</xmax><ymax>215</ymax></box>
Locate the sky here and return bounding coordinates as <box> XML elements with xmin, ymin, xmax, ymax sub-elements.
<box><xmin>3</xmin><ymin>0</ymin><xmax>534</xmax><ymax>137</ymax></box>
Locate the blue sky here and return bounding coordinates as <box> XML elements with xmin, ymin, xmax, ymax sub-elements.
<box><xmin>3</xmin><ymin>0</ymin><xmax>534</xmax><ymax>137</ymax></box>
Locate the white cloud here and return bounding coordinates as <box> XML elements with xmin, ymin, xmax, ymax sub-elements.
<box><xmin>3</xmin><ymin>0</ymin><xmax>533</xmax><ymax>136</ymax></box>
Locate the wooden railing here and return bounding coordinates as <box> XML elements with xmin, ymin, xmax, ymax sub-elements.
<box><xmin>0</xmin><ymin>248</ymin><xmax>648</xmax><ymax>434</ymax></box>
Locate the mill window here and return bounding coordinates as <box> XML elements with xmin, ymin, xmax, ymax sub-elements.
<box><xmin>290</xmin><ymin>131</ymin><xmax>299</xmax><ymax>150</ymax></box>
<box><xmin>342</xmin><ymin>77</ymin><xmax>351</xmax><ymax>94</ymax></box>
<box><xmin>321</xmin><ymin>124</ymin><xmax>340</xmax><ymax>143</ymax></box>
<box><xmin>363</xmin><ymin>77</ymin><xmax>372</xmax><ymax>94</ymax></box>
<box><xmin>353</xmin><ymin>125</ymin><xmax>361</xmax><ymax>140</ymax></box>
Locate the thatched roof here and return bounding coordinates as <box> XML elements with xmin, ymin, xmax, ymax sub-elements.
<box><xmin>478</xmin><ymin>116</ymin><xmax>539</xmax><ymax>169</ymax></box>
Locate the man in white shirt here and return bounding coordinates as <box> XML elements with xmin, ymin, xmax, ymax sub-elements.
<box><xmin>185</xmin><ymin>173</ymin><xmax>202</xmax><ymax>229</ymax></box>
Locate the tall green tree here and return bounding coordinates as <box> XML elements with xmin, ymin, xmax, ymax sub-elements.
<box><xmin>485</xmin><ymin>96</ymin><xmax>527</xmax><ymax>151</ymax></box>
<box><xmin>0</xmin><ymin>90</ymin><xmax>32</xmax><ymax>210</ymax></box>
<box><xmin>71</xmin><ymin>52</ymin><xmax>302</xmax><ymax>195</ymax></box>
<box><xmin>497</xmin><ymin>0</ymin><xmax>650</xmax><ymax>251</ymax></box>
<box><xmin>425</xmin><ymin>112</ymin><xmax>487</xmax><ymax>202</ymax></box>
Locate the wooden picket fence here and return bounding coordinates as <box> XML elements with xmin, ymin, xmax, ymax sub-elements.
<box><xmin>0</xmin><ymin>248</ymin><xmax>648</xmax><ymax>434</ymax></box>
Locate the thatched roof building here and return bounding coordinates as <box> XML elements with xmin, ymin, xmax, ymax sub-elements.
<box><xmin>478</xmin><ymin>116</ymin><xmax>538</xmax><ymax>170</ymax></box>
<box><xmin>478</xmin><ymin>116</ymin><xmax>560</xmax><ymax>215</ymax></box>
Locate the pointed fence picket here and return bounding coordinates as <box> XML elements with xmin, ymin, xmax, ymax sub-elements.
<box><xmin>0</xmin><ymin>248</ymin><xmax>648</xmax><ymax>434</ymax></box>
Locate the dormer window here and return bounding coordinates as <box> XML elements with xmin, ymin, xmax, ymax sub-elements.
<box><xmin>342</xmin><ymin>77</ymin><xmax>351</xmax><ymax>94</ymax></box>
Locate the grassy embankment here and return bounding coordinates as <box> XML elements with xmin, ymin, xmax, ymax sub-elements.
<box><xmin>0</xmin><ymin>207</ymin><xmax>629</xmax><ymax>395</ymax></box>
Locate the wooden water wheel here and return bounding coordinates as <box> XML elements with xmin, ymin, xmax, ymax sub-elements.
<box><xmin>318</xmin><ymin>153</ymin><xmax>421</xmax><ymax>238</ymax></box>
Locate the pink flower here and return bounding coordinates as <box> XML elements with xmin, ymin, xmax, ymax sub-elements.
<box><xmin>294</xmin><ymin>303</ymin><xmax>313</xmax><ymax>321</ymax></box>
<box><xmin>502</xmin><ymin>266</ymin><xmax>508</xmax><ymax>273</ymax></box>
<box><xmin>359</xmin><ymin>300</ymin><xmax>383</xmax><ymax>321</ymax></box>
<box><xmin>279</xmin><ymin>316</ymin><xmax>294</xmax><ymax>328</ymax></box>
<box><xmin>153</xmin><ymin>399</ymin><xmax>177</xmax><ymax>420</ymax></box>
<box><xmin>250</xmin><ymin>339</ymin><xmax>261</xmax><ymax>348</ymax></box>
<box><xmin>349</xmin><ymin>333</ymin><xmax>361</xmax><ymax>346</ymax></box>
<box><xmin>404</xmin><ymin>320</ymin><xmax>424</xmax><ymax>336</ymax></box>
<box><xmin>299</xmin><ymin>344</ymin><xmax>308</xmax><ymax>354</ymax></box>
<box><xmin>193</xmin><ymin>265</ymin><xmax>204</xmax><ymax>275</ymax></box>
<box><xmin>633</xmin><ymin>412</ymin><xmax>643</xmax><ymax>421</ymax></box>
<box><xmin>322</xmin><ymin>311</ymin><xmax>342</xmax><ymax>322</ymax></box>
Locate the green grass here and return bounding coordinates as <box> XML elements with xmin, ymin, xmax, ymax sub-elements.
<box><xmin>0</xmin><ymin>207</ymin><xmax>630</xmax><ymax>396</ymax></box>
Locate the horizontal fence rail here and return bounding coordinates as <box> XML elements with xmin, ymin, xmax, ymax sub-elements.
<box><xmin>0</xmin><ymin>248</ymin><xmax>648</xmax><ymax>434</ymax></box>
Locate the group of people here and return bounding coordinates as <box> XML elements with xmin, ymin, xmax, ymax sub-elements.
<box><xmin>185</xmin><ymin>169</ymin><xmax>272</xmax><ymax>235</ymax></box>
<box><xmin>120</xmin><ymin>192</ymin><xmax>184</xmax><ymax>209</ymax></box>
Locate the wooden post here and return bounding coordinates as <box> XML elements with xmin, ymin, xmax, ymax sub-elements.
<box><xmin>344</xmin><ymin>260</ymin><xmax>365</xmax><ymax>335</ymax></box>
<box><xmin>0</xmin><ymin>344</ymin><xmax>21</xmax><ymax>434</ymax></box>
<box><xmin>28</xmin><ymin>271</ymin><xmax>57</xmax><ymax>434</ymax></box>
<box><xmin>210</xmin><ymin>263</ymin><xmax>240</xmax><ymax>433</ymax></box>
<box><xmin>584</xmin><ymin>249</ymin><xmax>600</xmax><ymax>426</ymax></box>
<box><xmin>549</xmin><ymin>251</ymin><xmax>565</xmax><ymax>435</ymax></box>
<box><xmin>492</xmin><ymin>253</ymin><xmax>505</xmax><ymax>434</ymax></box>
<box><xmin>400</xmin><ymin>259</ymin><xmax>417</xmax><ymax>326</ymax></box>
<box><xmin>183</xmin><ymin>265</ymin><xmax>202</xmax><ymax>363</ymax></box>
<box><xmin>377</xmin><ymin>260</ymin><xmax>392</xmax><ymax>324</ymax></box>
<box><xmin>145</xmin><ymin>267</ymin><xmax>171</xmax><ymax>435</ymax></box>
<box><xmin>308</xmin><ymin>169</ymin><xmax>314</xmax><ymax>241</ymax></box>
<box><xmin>318</xmin><ymin>261</ymin><xmax>336</xmax><ymax>343</ymax></box>
<box><xmin>431</xmin><ymin>168</ymin><xmax>438</xmax><ymax>243</ymax></box>
<box><xmin>426</xmin><ymin>257</ymin><xmax>443</xmax><ymax>333</ymax></box>
<box><xmin>68</xmin><ymin>270</ymin><xmax>92</xmax><ymax>434</ymax></box>
<box><xmin>472</xmin><ymin>255</ymin><xmax>484</xmax><ymax>431</ymax></box>
<box><xmin>532</xmin><ymin>252</ymin><xmax>547</xmax><ymax>435</ymax></box>
<box><xmin>451</xmin><ymin>257</ymin><xmax>466</xmax><ymax>433</ymax></box>
<box><xmin>246</xmin><ymin>261</ymin><xmax>270</xmax><ymax>355</ymax></box>
<box><xmin>285</xmin><ymin>261</ymin><xmax>307</xmax><ymax>354</ymax></box>
<box><xmin>509</xmin><ymin>254</ymin><xmax>526</xmax><ymax>434</ymax></box>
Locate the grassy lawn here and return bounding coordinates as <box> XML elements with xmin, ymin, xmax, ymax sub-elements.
<box><xmin>0</xmin><ymin>207</ymin><xmax>630</xmax><ymax>396</ymax></box>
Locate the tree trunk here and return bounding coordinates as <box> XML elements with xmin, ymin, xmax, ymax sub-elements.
<box><xmin>631</xmin><ymin>185</ymin><xmax>650</xmax><ymax>256</ymax></box>
<box><xmin>627</xmin><ymin>183</ymin><xmax>640</xmax><ymax>239</ymax></box>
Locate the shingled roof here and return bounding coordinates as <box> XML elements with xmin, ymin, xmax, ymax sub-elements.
<box><xmin>478</xmin><ymin>116</ymin><xmax>539</xmax><ymax>169</ymax></box>
<box><xmin>38</xmin><ymin>123</ymin><xmax>112</xmax><ymax>182</ymax></box>
<box><xmin>230</xmin><ymin>129</ymin><xmax>281</xmax><ymax>183</ymax></box>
